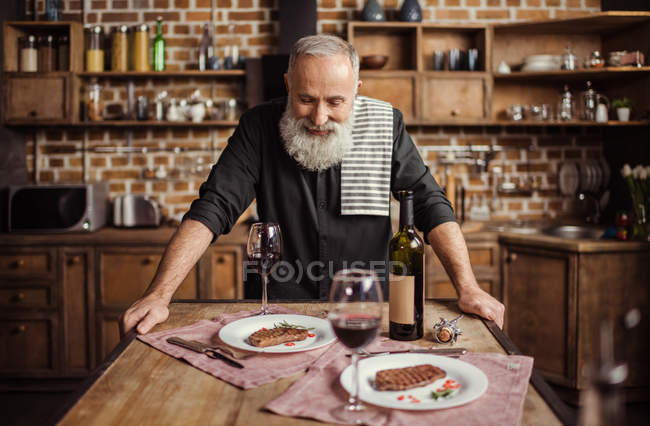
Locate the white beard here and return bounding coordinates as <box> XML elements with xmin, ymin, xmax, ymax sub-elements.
<box><xmin>279</xmin><ymin>103</ymin><xmax>354</xmax><ymax>172</ymax></box>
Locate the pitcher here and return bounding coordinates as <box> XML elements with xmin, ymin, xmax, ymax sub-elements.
<box><xmin>580</xmin><ymin>81</ymin><xmax>608</xmax><ymax>122</ymax></box>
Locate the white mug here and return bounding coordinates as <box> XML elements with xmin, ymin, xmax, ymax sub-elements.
<box><xmin>596</xmin><ymin>103</ymin><xmax>608</xmax><ymax>123</ymax></box>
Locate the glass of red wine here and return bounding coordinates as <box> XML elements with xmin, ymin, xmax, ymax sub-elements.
<box><xmin>247</xmin><ymin>222</ymin><xmax>282</xmax><ymax>315</ymax></box>
<box><xmin>328</xmin><ymin>269</ymin><xmax>383</xmax><ymax>424</ymax></box>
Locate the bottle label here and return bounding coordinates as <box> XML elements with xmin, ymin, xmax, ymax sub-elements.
<box><xmin>389</xmin><ymin>274</ymin><xmax>414</xmax><ymax>325</ymax></box>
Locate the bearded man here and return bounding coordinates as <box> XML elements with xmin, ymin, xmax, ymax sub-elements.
<box><xmin>120</xmin><ymin>34</ymin><xmax>504</xmax><ymax>335</ymax></box>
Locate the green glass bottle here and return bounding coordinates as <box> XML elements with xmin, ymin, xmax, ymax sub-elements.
<box><xmin>153</xmin><ymin>16</ymin><xmax>165</xmax><ymax>71</ymax></box>
<box><xmin>389</xmin><ymin>190</ymin><xmax>425</xmax><ymax>341</ymax></box>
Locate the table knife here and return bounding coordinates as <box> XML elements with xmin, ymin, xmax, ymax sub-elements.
<box><xmin>349</xmin><ymin>347</ymin><xmax>467</xmax><ymax>357</ymax></box>
<box><xmin>166</xmin><ymin>336</ymin><xmax>244</xmax><ymax>369</ymax></box>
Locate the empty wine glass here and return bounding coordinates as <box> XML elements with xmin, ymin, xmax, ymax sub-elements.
<box><xmin>246</xmin><ymin>222</ymin><xmax>282</xmax><ymax>315</ymax></box>
<box><xmin>328</xmin><ymin>269</ymin><xmax>383</xmax><ymax>424</ymax></box>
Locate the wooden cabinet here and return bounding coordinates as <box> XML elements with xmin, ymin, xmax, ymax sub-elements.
<box><xmin>349</xmin><ymin>22</ymin><xmax>490</xmax><ymax>125</ymax></box>
<box><xmin>0</xmin><ymin>227</ymin><xmax>246</xmax><ymax>382</ymax></box>
<box><xmin>425</xmin><ymin>235</ymin><xmax>501</xmax><ymax>299</ymax></box>
<box><xmin>501</xmin><ymin>242</ymin><xmax>650</xmax><ymax>402</ymax></box>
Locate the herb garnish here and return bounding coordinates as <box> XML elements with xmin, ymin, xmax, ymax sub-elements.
<box><xmin>273</xmin><ymin>320</ymin><xmax>315</xmax><ymax>330</ymax></box>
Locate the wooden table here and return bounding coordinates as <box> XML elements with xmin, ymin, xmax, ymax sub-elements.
<box><xmin>54</xmin><ymin>301</ymin><xmax>573</xmax><ymax>425</ymax></box>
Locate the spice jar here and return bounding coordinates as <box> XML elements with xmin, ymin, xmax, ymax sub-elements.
<box><xmin>86</xmin><ymin>80</ymin><xmax>104</xmax><ymax>121</ymax></box>
<box><xmin>85</xmin><ymin>25</ymin><xmax>104</xmax><ymax>72</ymax></box>
<box><xmin>38</xmin><ymin>35</ymin><xmax>56</xmax><ymax>72</ymax></box>
<box><xmin>57</xmin><ymin>35</ymin><xmax>69</xmax><ymax>70</ymax></box>
<box><xmin>586</xmin><ymin>50</ymin><xmax>605</xmax><ymax>68</ymax></box>
<box><xmin>132</xmin><ymin>24</ymin><xmax>150</xmax><ymax>71</ymax></box>
<box><xmin>19</xmin><ymin>35</ymin><xmax>38</xmax><ymax>72</ymax></box>
<box><xmin>110</xmin><ymin>25</ymin><xmax>129</xmax><ymax>71</ymax></box>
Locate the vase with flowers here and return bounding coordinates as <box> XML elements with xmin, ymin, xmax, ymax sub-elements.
<box><xmin>621</xmin><ymin>164</ymin><xmax>649</xmax><ymax>241</ymax></box>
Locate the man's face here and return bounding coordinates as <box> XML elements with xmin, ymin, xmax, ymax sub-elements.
<box><xmin>284</xmin><ymin>54</ymin><xmax>360</xmax><ymax>134</ymax></box>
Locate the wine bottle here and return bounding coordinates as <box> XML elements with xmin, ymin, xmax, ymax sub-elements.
<box><xmin>389</xmin><ymin>190</ymin><xmax>424</xmax><ymax>341</ymax></box>
<box><xmin>198</xmin><ymin>23</ymin><xmax>213</xmax><ymax>71</ymax></box>
<box><xmin>153</xmin><ymin>16</ymin><xmax>165</xmax><ymax>71</ymax></box>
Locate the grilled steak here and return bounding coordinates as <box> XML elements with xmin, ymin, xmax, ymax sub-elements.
<box><xmin>248</xmin><ymin>327</ymin><xmax>309</xmax><ymax>347</ymax></box>
<box><xmin>375</xmin><ymin>364</ymin><xmax>446</xmax><ymax>391</ymax></box>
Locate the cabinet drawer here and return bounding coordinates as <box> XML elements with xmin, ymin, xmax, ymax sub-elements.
<box><xmin>98</xmin><ymin>249</ymin><xmax>198</xmax><ymax>307</ymax></box>
<box><xmin>0</xmin><ymin>318</ymin><xmax>56</xmax><ymax>373</ymax></box>
<box><xmin>422</xmin><ymin>76</ymin><xmax>486</xmax><ymax>120</ymax></box>
<box><xmin>0</xmin><ymin>287</ymin><xmax>51</xmax><ymax>307</ymax></box>
<box><xmin>208</xmin><ymin>246</ymin><xmax>242</xmax><ymax>299</ymax></box>
<box><xmin>0</xmin><ymin>250</ymin><xmax>55</xmax><ymax>278</ymax></box>
<box><xmin>3</xmin><ymin>73</ymin><xmax>73</xmax><ymax>122</ymax></box>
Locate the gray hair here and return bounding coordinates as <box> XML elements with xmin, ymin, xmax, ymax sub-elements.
<box><xmin>286</xmin><ymin>34</ymin><xmax>359</xmax><ymax>88</ymax></box>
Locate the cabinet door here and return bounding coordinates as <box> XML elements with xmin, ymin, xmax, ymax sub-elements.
<box><xmin>0</xmin><ymin>316</ymin><xmax>58</xmax><ymax>376</ymax></box>
<box><xmin>62</xmin><ymin>250</ymin><xmax>93</xmax><ymax>373</ymax></box>
<box><xmin>502</xmin><ymin>245</ymin><xmax>576</xmax><ymax>386</ymax></box>
<box><xmin>3</xmin><ymin>74</ymin><xmax>71</xmax><ymax>122</ymax></box>
<box><xmin>98</xmin><ymin>248</ymin><xmax>199</xmax><ymax>308</ymax></box>
<box><xmin>358</xmin><ymin>74</ymin><xmax>417</xmax><ymax>121</ymax></box>
<box><xmin>204</xmin><ymin>245</ymin><xmax>243</xmax><ymax>299</ymax></box>
<box><xmin>421</xmin><ymin>76</ymin><xmax>486</xmax><ymax>120</ymax></box>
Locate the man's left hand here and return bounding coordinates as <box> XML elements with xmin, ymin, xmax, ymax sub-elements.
<box><xmin>457</xmin><ymin>287</ymin><xmax>505</xmax><ymax>329</ymax></box>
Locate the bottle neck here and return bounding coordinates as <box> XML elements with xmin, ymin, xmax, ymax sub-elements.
<box><xmin>157</xmin><ymin>21</ymin><xmax>163</xmax><ymax>36</ymax></box>
<box><xmin>399</xmin><ymin>196</ymin><xmax>414</xmax><ymax>230</ymax></box>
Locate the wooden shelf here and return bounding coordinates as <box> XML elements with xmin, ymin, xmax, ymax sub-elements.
<box><xmin>5</xmin><ymin>120</ymin><xmax>239</xmax><ymax>127</ymax></box>
<box><xmin>494</xmin><ymin>67</ymin><xmax>650</xmax><ymax>81</ymax></box>
<box><xmin>405</xmin><ymin>120</ymin><xmax>650</xmax><ymax>127</ymax></box>
<box><xmin>493</xmin><ymin>11</ymin><xmax>650</xmax><ymax>34</ymax></box>
<box><xmin>78</xmin><ymin>70</ymin><xmax>245</xmax><ymax>78</ymax></box>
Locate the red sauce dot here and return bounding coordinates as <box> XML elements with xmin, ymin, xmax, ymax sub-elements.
<box><xmin>412</xmin><ymin>399</ymin><xmax>420</xmax><ymax>403</ymax></box>
<box><xmin>397</xmin><ymin>395</ymin><xmax>405</xmax><ymax>401</ymax></box>
<box><xmin>284</xmin><ymin>342</ymin><xmax>295</xmax><ymax>346</ymax></box>
<box><xmin>308</xmin><ymin>333</ymin><xmax>315</xmax><ymax>338</ymax></box>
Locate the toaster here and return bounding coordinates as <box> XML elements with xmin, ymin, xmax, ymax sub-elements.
<box><xmin>113</xmin><ymin>194</ymin><xmax>162</xmax><ymax>227</ymax></box>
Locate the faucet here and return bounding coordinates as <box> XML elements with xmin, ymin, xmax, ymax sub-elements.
<box><xmin>578</xmin><ymin>192</ymin><xmax>601</xmax><ymax>224</ymax></box>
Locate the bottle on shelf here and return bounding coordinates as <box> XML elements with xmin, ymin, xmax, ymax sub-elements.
<box><xmin>133</xmin><ymin>24</ymin><xmax>150</xmax><ymax>72</ymax></box>
<box><xmin>19</xmin><ymin>35</ymin><xmax>38</xmax><ymax>72</ymax></box>
<box><xmin>111</xmin><ymin>25</ymin><xmax>129</xmax><ymax>72</ymax></box>
<box><xmin>38</xmin><ymin>35</ymin><xmax>56</xmax><ymax>72</ymax></box>
<box><xmin>85</xmin><ymin>25</ymin><xmax>104</xmax><ymax>72</ymax></box>
<box><xmin>57</xmin><ymin>34</ymin><xmax>70</xmax><ymax>71</ymax></box>
<box><xmin>153</xmin><ymin>16</ymin><xmax>165</xmax><ymax>71</ymax></box>
<box><xmin>198</xmin><ymin>23</ymin><xmax>213</xmax><ymax>71</ymax></box>
<box><xmin>388</xmin><ymin>190</ymin><xmax>425</xmax><ymax>341</ymax></box>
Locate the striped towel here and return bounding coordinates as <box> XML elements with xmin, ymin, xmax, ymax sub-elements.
<box><xmin>340</xmin><ymin>96</ymin><xmax>394</xmax><ymax>216</ymax></box>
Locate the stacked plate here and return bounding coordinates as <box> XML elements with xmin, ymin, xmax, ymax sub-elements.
<box><xmin>521</xmin><ymin>55</ymin><xmax>561</xmax><ymax>72</ymax></box>
<box><xmin>558</xmin><ymin>159</ymin><xmax>611</xmax><ymax>195</ymax></box>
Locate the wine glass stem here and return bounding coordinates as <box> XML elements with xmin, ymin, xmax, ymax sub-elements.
<box><xmin>349</xmin><ymin>351</ymin><xmax>362</xmax><ymax>409</ymax></box>
<box><xmin>261</xmin><ymin>274</ymin><xmax>269</xmax><ymax>315</ymax></box>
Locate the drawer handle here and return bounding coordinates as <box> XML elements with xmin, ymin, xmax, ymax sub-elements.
<box><xmin>13</xmin><ymin>324</ymin><xmax>26</xmax><ymax>334</ymax></box>
<box><xmin>68</xmin><ymin>255</ymin><xmax>81</xmax><ymax>265</ymax></box>
<box><xmin>450</xmin><ymin>108</ymin><xmax>460</xmax><ymax>117</ymax></box>
<box><xmin>142</xmin><ymin>256</ymin><xmax>156</xmax><ymax>265</ymax></box>
<box><xmin>11</xmin><ymin>293</ymin><xmax>26</xmax><ymax>303</ymax></box>
<box><xmin>29</xmin><ymin>110</ymin><xmax>37</xmax><ymax>117</ymax></box>
<box><xmin>506</xmin><ymin>253</ymin><xmax>518</xmax><ymax>263</ymax></box>
<box><xmin>216</xmin><ymin>256</ymin><xmax>225</xmax><ymax>264</ymax></box>
<box><xmin>11</xmin><ymin>259</ymin><xmax>25</xmax><ymax>269</ymax></box>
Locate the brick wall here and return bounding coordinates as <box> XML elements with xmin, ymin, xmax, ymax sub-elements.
<box><xmin>24</xmin><ymin>0</ymin><xmax>603</xmax><ymax>221</ymax></box>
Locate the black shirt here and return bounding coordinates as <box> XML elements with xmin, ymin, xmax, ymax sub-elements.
<box><xmin>186</xmin><ymin>98</ymin><xmax>455</xmax><ymax>299</ymax></box>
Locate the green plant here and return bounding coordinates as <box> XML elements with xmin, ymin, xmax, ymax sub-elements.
<box><xmin>612</xmin><ymin>97</ymin><xmax>632</xmax><ymax>109</ymax></box>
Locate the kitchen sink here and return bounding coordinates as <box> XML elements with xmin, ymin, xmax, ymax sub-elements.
<box><xmin>541</xmin><ymin>225</ymin><xmax>605</xmax><ymax>240</ymax></box>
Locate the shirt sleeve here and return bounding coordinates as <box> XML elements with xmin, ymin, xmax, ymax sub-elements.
<box><xmin>390</xmin><ymin>108</ymin><xmax>456</xmax><ymax>243</ymax></box>
<box><xmin>183</xmin><ymin>107</ymin><xmax>262</xmax><ymax>240</ymax></box>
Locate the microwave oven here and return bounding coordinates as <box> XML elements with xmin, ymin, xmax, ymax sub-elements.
<box><xmin>5</xmin><ymin>183</ymin><xmax>109</xmax><ymax>233</ymax></box>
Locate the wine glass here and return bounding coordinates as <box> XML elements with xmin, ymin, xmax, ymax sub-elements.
<box><xmin>246</xmin><ymin>222</ymin><xmax>282</xmax><ymax>315</ymax></box>
<box><xmin>328</xmin><ymin>269</ymin><xmax>383</xmax><ymax>424</ymax></box>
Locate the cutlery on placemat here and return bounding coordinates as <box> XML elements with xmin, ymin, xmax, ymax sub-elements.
<box><xmin>348</xmin><ymin>347</ymin><xmax>468</xmax><ymax>358</ymax></box>
<box><xmin>167</xmin><ymin>336</ymin><xmax>245</xmax><ymax>368</ymax></box>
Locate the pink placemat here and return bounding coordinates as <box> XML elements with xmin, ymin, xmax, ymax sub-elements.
<box><xmin>137</xmin><ymin>305</ymin><xmax>335</xmax><ymax>389</ymax></box>
<box><xmin>265</xmin><ymin>338</ymin><xmax>534</xmax><ymax>426</ymax></box>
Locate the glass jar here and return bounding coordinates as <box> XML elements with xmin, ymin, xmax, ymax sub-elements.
<box><xmin>85</xmin><ymin>25</ymin><xmax>104</xmax><ymax>72</ymax></box>
<box><xmin>111</xmin><ymin>25</ymin><xmax>129</xmax><ymax>71</ymax></box>
<box><xmin>57</xmin><ymin>35</ymin><xmax>69</xmax><ymax>70</ymax></box>
<box><xmin>86</xmin><ymin>80</ymin><xmax>103</xmax><ymax>121</ymax></box>
<box><xmin>557</xmin><ymin>84</ymin><xmax>575</xmax><ymax>121</ymax></box>
<box><xmin>19</xmin><ymin>35</ymin><xmax>38</xmax><ymax>72</ymax></box>
<box><xmin>45</xmin><ymin>0</ymin><xmax>62</xmax><ymax>21</ymax></box>
<box><xmin>586</xmin><ymin>50</ymin><xmax>605</xmax><ymax>68</ymax></box>
<box><xmin>132</xmin><ymin>24</ymin><xmax>150</xmax><ymax>71</ymax></box>
<box><xmin>38</xmin><ymin>35</ymin><xmax>56</xmax><ymax>72</ymax></box>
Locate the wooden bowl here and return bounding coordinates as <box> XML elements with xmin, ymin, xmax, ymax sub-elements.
<box><xmin>361</xmin><ymin>55</ymin><xmax>388</xmax><ymax>70</ymax></box>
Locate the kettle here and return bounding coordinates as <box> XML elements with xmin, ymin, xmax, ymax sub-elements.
<box><xmin>113</xmin><ymin>194</ymin><xmax>162</xmax><ymax>227</ymax></box>
<box><xmin>580</xmin><ymin>81</ymin><xmax>609</xmax><ymax>122</ymax></box>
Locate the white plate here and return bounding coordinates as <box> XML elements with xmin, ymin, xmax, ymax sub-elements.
<box><xmin>558</xmin><ymin>162</ymin><xmax>579</xmax><ymax>196</ymax></box>
<box><xmin>218</xmin><ymin>314</ymin><xmax>336</xmax><ymax>353</ymax></box>
<box><xmin>340</xmin><ymin>353</ymin><xmax>488</xmax><ymax>411</ymax></box>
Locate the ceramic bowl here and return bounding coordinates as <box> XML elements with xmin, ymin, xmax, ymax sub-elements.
<box><xmin>361</xmin><ymin>55</ymin><xmax>388</xmax><ymax>70</ymax></box>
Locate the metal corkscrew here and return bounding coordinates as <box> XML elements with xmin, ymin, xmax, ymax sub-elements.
<box><xmin>433</xmin><ymin>314</ymin><xmax>463</xmax><ymax>344</ymax></box>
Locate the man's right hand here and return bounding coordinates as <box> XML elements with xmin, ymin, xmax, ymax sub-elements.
<box><xmin>119</xmin><ymin>294</ymin><xmax>170</xmax><ymax>336</ymax></box>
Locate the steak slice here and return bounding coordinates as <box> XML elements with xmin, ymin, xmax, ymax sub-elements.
<box><xmin>248</xmin><ymin>327</ymin><xmax>309</xmax><ymax>347</ymax></box>
<box><xmin>375</xmin><ymin>364</ymin><xmax>446</xmax><ymax>391</ymax></box>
